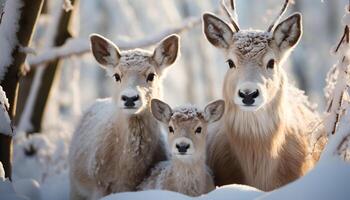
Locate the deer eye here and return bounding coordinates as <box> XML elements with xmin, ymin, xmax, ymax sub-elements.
<box><xmin>169</xmin><ymin>126</ymin><xmax>174</xmax><ymax>133</ymax></box>
<box><xmin>195</xmin><ymin>127</ymin><xmax>202</xmax><ymax>134</ymax></box>
<box><xmin>147</xmin><ymin>73</ymin><xmax>155</xmax><ymax>82</ymax></box>
<box><xmin>227</xmin><ymin>59</ymin><xmax>236</xmax><ymax>69</ymax></box>
<box><xmin>266</xmin><ymin>59</ymin><xmax>275</xmax><ymax>69</ymax></box>
<box><xmin>114</xmin><ymin>73</ymin><xmax>121</xmax><ymax>82</ymax></box>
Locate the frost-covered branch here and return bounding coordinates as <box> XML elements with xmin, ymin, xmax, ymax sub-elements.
<box><xmin>324</xmin><ymin>4</ymin><xmax>350</xmax><ymax>136</ymax></box>
<box><xmin>27</xmin><ymin>16</ymin><xmax>201</xmax><ymax>67</ymax></box>
<box><xmin>0</xmin><ymin>0</ymin><xmax>23</xmax><ymax>82</ymax></box>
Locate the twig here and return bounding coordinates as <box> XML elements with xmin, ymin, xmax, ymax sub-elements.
<box><xmin>334</xmin><ymin>26</ymin><xmax>349</xmax><ymax>53</ymax></box>
<box><xmin>0</xmin><ymin>11</ymin><xmax>3</xmax><ymax>24</ymax></box>
<box><xmin>267</xmin><ymin>0</ymin><xmax>290</xmax><ymax>32</ymax></box>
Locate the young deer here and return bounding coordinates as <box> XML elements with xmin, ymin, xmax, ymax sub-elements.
<box><xmin>138</xmin><ymin>99</ymin><xmax>225</xmax><ymax>196</ymax></box>
<box><xmin>203</xmin><ymin>0</ymin><xmax>325</xmax><ymax>191</ymax></box>
<box><xmin>69</xmin><ymin>34</ymin><xmax>179</xmax><ymax>199</ymax></box>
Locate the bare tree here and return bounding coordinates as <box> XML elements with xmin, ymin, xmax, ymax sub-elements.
<box><xmin>0</xmin><ymin>0</ymin><xmax>43</xmax><ymax>179</ymax></box>
<box><xmin>22</xmin><ymin>0</ymin><xmax>79</xmax><ymax>134</ymax></box>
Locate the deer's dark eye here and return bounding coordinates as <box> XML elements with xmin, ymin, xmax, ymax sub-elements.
<box><xmin>195</xmin><ymin>127</ymin><xmax>202</xmax><ymax>134</ymax></box>
<box><xmin>147</xmin><ymin>73</ymin><xmax>155</xmax><ymax>82</ymax></box>
<box><xmin>169</xmin><ymin>126</ymin><xmax>174</xmax><ymax>133</ymax></box>
<box><xmin>267</xmin><ymin>59</ymin><xmax>275</xmax><ymax>69</ymax></box>
<box><xmin>114</xmin><ymin>73</ymin><xmax>121</xmax><ymax>82</ymax></box>
<box><xmin>227</xmin><ymin>59</ymin><xmax>236</xmax><ymax>69</ymax></box>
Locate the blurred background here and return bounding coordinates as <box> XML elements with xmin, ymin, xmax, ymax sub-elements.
<box><xmin>0</xmin><ymin>0</ymin><xmax>349</xmax><ymax>198</ymax></box>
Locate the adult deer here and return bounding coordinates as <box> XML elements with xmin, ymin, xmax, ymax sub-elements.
<box><xmin>69</xmin><ymin>34</ymin><xmax>179</xmax><ymax>199</ymax></box>
<box><xmin>203</xmin><ymin>0</ymin><xmax>325</xmax><ymax>191</ymax></box>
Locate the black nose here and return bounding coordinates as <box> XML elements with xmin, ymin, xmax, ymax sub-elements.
<box><xmin>176</xmin><ymin>143</ymin><xmax>190</xmax><ymax>154</ymax></box>
<box><xmin>238</xmin><ymin>90</ymin><xmax>259</xmax><ymax>105</ymax></box>
<box><xmin>121</xmin><ymin>95</ymin><xmax>139</xmax><ymax>107</ymax></box>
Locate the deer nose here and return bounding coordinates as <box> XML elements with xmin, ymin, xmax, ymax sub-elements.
<box><xmin>121</xmin><ymin>95</ymin><xmax>140</xmax><ymax>107</ymax></box>
<box><xmin>176</xmin><ymin>143</ymin><xmax>190</xmax><ymax>154</ymax></box>
<box><xmin>238</xmin><ymin>89</ymin><xmax>259</xmax><ymax>105</ymax></box>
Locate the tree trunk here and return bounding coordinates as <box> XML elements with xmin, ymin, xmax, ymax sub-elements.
<box><xmin>0</xmin><ymin>0</ymin><xmax>43</xmax><ymax>179</ymax></box>
<box><xmin>18</xmin><ymin>0</ymin><xmax>78</xmax><ymax>134</ymax></box>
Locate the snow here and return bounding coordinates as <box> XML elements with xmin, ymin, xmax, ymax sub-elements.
<box><xmin>0</xmin><ymin>85</ymin><xmax>13</xmax><ymax>136</ymax></box>
<box><xmin>62</xmin><ymin>0</ymin><xmax>73</xmax><ymax>12</ymax></box>
<box><xmin>172</xmin><ymin>105</ymin><xmax>201</xmax><ymax>120</ymax></box>
<box><xmin>0</xmin><ymin>0</ymin><xmax>23</xmax><ymax>82</ymax></box>
<box><xmin>101</xmin><ymin>184</ymin><xmax>264</xmax><ymax>200</ymax></box>
<box><xmin>0</xmin><ymin>162</ymin><xmax>41</xmax><ymax>200</ymax></box>
<box><xmin>0</xmin><ymin>162</ymin><xmax>4</xmax><ymax>179</ymax></box>
<box><xmin>232</xmin><ymin>30</ymin><xmax>271</xmax><ymax>58</ymax></box>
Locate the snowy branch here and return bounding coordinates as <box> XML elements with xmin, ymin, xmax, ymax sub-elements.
<box><xmin>27</xmin><ymin>16</ymin><xmax>201</xmax><ymax>68</ymax></box>
<box><xmin>325</xmin><ymin>4</ymin><xmax>350</xmax><ymax>136</ymax></box>
<box><xmin>0</xmin><ymin>0</ymin><xmax>24</xmax><ymax>82</ymax></box>
<box><xmin>0</xmin><ymin>86</ymin><xmax>13</xmax><ymax>136</ymax></box>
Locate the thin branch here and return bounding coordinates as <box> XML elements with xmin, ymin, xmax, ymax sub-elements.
<box><xmin>334</xmin><ymin>26</ymin><xmax>349</xmax><ymax>53</ymax></box>
<box><xmin>0</xmin><ymin>11</ymin><xmax>3</xmax><ymax>24</ymax></box>
<box><xmin>267</xmin><ymin>0</ymin><xmax>290</xmax><ymax>32</ymax></box>
<box><xmin>220</xmin><ymin>0</ymin><xmax>239</xmax><ymax>31</ymax></box>
<box><xmin>27</xmin><ymin>16</ymin><xmax>201</xmax><ymax>67</ymax></box>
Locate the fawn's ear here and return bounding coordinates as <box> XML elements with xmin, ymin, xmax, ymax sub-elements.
<box><xmin>152</xmin><ymin>34</ymin><xmax>179</xmax><ymax>72</ymax></box>
<box><xmin>203</xmin><ymin>13</ymin><xmax>235</xmax><ymax>49</ymax></box>
<box><xmin>204</xmin><ymin>100</ymin><xmax>225</xmax><ymax>123</ymax></box>
<box><xmin>272</xmin><ymin>13</ymin><xmax>302</xmax><ymax>54</ymax></box>
<box><xmin>151</xmin><ymin>99</ymin><xmax>172</xmax><ymax>124</ymax></box>
<box><xmin>90</xmin><ymin>34</ymin><xmax>121</xmax><ymax>68</ymax></box>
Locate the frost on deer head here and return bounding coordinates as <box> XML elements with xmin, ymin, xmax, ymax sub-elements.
<box><xmin>90</xmin><ymin>34</ymin><xmax>179</xmax><ymax>115</ymax></box>
<box><xmin>151</xmin><ymin>99</ymin><xmax>225</xmax><ymax>162</ymax></box>
<box><xmin>203</xmin><ymin>11</ymin><xmax>302</xmax><ymax>112</ymax></box>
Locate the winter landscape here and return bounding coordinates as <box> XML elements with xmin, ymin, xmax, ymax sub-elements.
<box><xmin>0</xmin><ymin>0</ymin><xmax>350</xmax><ymax>199</ymax></box>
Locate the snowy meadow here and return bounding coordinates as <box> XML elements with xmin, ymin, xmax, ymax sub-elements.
<box><xmin>0</xmin><ymin>0</ymin><xmax>350</xmax><ymax>200</ymax></box>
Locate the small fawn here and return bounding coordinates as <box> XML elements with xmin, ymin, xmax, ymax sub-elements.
<box><xmin>139</xmin><ymin>99</ymin><xmax>225</xmax><ymax>196</ymax></box>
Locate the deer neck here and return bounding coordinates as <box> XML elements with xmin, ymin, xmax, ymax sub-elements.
<box><xmin>117</xmin><ymin>109</ymin><xmax>160</xmax><ymax>156</ymax></box>
<box><xmin>224</xmin><ymin>73</ymin><xmax>288</xmax><ymax>156</ymax></box>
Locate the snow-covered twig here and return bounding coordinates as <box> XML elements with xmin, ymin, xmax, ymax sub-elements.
<box><xmin>325</xmin><ymin>4</ymin><xmax>350</xmax><ymax>136</ymax></box>
<box><xmin>322</xmin><ymin>3</ymin><xmax>350</xmax><ymax>162</ymax></box>
<box><xmin>27</xmin><ymin>16</ymin><xmax>200</xmax><ymax>67</ymax></box>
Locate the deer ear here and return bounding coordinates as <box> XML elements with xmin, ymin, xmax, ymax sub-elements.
<box><xmin>272</xmin><ymin>13</ymin><xmax>302</xmax><ymax>53</ymax></box>
<box><xmin>203</xmin><ymin>13</ymin><xmax>235</xmax><ymax>49</ymax></box>
<box><xmin>152</xmin><ymin>34</ymin><xmax>179</xmax><ymax>71</ymax></box>
<box><xmin>151</xmin><ymin>99</ymin><xmax>172</xmax><ymax>124</ymax></box>
<box><xmin>90</xmin><ymin>34</ymin><xmax>121</xmax><ymax>68</ymax></box>
<box><xmin>204</xmin><ymin>100</ymin><xmax>225</xmax><ymax>123</ymax></box>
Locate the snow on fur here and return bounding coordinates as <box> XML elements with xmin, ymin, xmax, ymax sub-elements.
<box><xmin>233</xmin><ymin>30</ymin><xmax>271</xmax><ymax>58</ymax></box>
<box><xmin>172</xmin><ymin>105</ymin><xmax>202</xmax><ymax>121</ymax></box>
<box><xmin>0</xmin><ymin>0</ymin><xmax>23</xmax><ymax>82</ymax></box>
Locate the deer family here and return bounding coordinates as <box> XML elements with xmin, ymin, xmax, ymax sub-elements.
<box><xmin>69</xmin><ymin>34</ymin><xmax>179</xmax><ymax>199</ymax></box>
<box><xmin>203</xmin><ymin>0</ymin><xmax>325</xmax><ymax>191</ymax></box>
<box><xmin>138</xmin><ymin>99</ymin><xmax>224</xmax><ymax>196</ymax></box>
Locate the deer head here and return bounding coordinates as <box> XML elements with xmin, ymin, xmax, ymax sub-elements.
<box><xmin>90</xmin><ymin>34</ymin><xmax>179</xmax><ymax>115</ymax></box>
<box><xmin>203</xmin><ymin>0</ymin><xmax>302</xmax><ymax>112</ymax></box>
<box><xmin>151</xmin><ymin>99</ymin><xmax>225</xmax><ymax>161</ymax></box>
